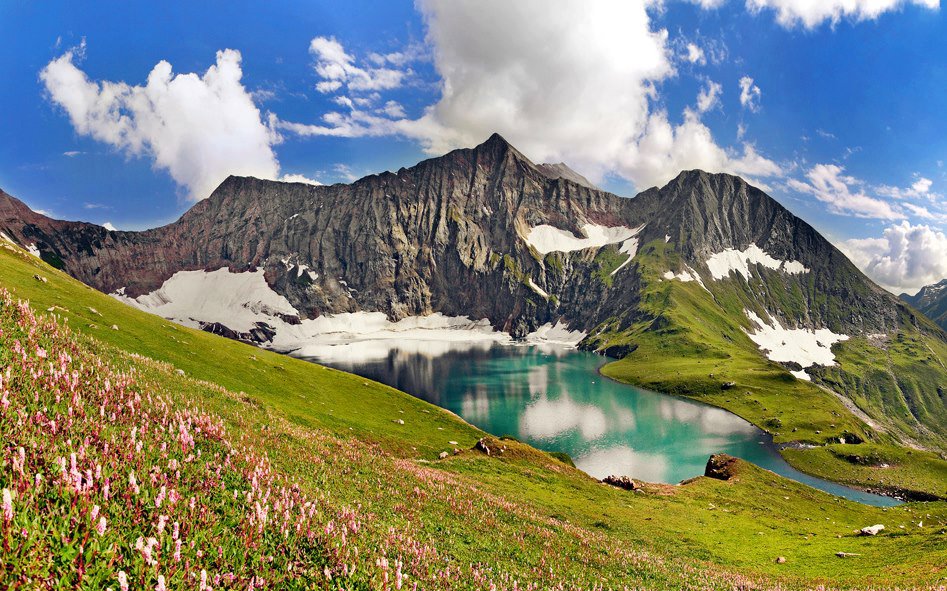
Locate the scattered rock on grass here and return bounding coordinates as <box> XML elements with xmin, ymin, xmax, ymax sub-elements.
<box><xmin>775</xmin><ymin>556</ymin><xmax>786</xmax><ymax>564</ymax></box>
<box><xmin>33</xmin><ymin>274</ymin><xmax>47</xmax><ymax>283</ymax></box>
<box><xmin>438</xmin><ymin>451</ymin><xmax>448</xmax><ymax>459</ymax></box>
<box><xmin>859</xmin><ymin>524</ymin><xmax>884</xmax><ymax>536</ymax></box>
<box><xmin>602</xmin><ymin>475</ymin><xmax>638</xmax><ymax>491</ymax></box>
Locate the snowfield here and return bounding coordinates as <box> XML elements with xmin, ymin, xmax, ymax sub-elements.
<box><xmin>706</xmin><ymin>244</ymin><xmax>808</xmax><ymax>281</ymax></box>
<box><xmin>112</xmin><ymin>267</ymin><xmax>586</xmax><ymax>358</ymax></box>
<box><xmin>744</xmin><ymin>310</ymin><xmax>849</xmax><ymax>381</ymax></box>
<box><xmin>112</xmin><ymin>268</ymin><xmax>297</xmax><ymax>333</ymax></box>
<box><xmin>524</xmin><ymin>321</ymin><xmax>587</xmax><ymax>347</ymax></box>
<box><xmin>523</xmin><ymin>223</ymin><xmax>643</xmax><ymax>255</ymax></box>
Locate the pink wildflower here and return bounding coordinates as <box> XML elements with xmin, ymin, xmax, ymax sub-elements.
<box><xmin>2</xmin><ymin>488</ymin><xmax>13</xmax><ymax>523</ymax></box>
<box><xmin>96</xmin><ymin>516</ymin><xmax>107</xmax><ymax>536</ymax></box>
<box><xmin>156</xmin><ymin>574</ymin><xmax>167</xmax><ymax>591</ymax></box>
<box><xmin>118</xmin><ymin>571</ymin><xmax>129</xmax><ymax>591</ymax></box>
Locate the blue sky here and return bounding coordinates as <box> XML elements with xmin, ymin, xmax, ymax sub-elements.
<box><xmin>1</xmin><ymin>0</ymin><xmax>945</xmax><ymax>292</ymax></box>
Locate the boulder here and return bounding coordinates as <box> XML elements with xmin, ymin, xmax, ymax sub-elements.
<box><xmin>602</xmin><ymin>475</ymin><xmax>638</xmax><ymax>491</ymax></box>
<box><xmin>704</xmin><ymin>454</ymin><xmax>740</xmax><ymax>481</ymax></box>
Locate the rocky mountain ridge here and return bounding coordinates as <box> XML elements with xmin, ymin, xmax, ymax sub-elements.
<box><xmin>0</xmin><ymin>133</ymin><xmax>913</xmax><ymax>344</ymax></box>
<box><xmin>901</xmin><ymin>279</ymin><xmax>947</xmax><ymax>331</ymax></box>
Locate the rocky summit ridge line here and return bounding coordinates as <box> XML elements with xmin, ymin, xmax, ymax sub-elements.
<box><xmin>0</xmin><ymin>133</ymin><xmax>911</xmax><ymax>337</ymax></box>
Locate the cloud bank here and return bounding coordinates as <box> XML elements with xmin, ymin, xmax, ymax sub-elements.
<box><xmin>843</xmin><ymin>222</ymin><xmax>947</xmax><ymax>293</ymax></box>
<box><xmin>41</xmin><ymin>46</ymin><xmax>282</xmax><ymax>201</ymax></box>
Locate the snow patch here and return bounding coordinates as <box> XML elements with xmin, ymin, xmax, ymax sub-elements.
<box><xmin>26</xmin><ymin>243</ymin><xmax>40</xmax><ymax>258</ymax></box>
<box><xmin>527</xmin><ymin>278</ymin><xmax>549</xmax><ymax>298</ymax></box>
<box><xmin>705</xmin><ymin>244</ymin><xmax>808</xmax><ymax>281</ymax></box>
<box><xmin>524</xmin><ymin>223</ymin><xmax>643</xmax><ymax>255</ymax></box>
<box><xmin>279</xmin><ymin>313</ymin><xmax>509</xmax><ymax>356</ymax></box>
<box><xmin>525</xmin><ymin>321</ymin><xmax>587</xmax><ymax>347</ymax></box>
<box><xmin>661</xmin><ymin>266</ymin><xmax>709</xmax><ymax>291</ymax></box>
<box><xmin>609</xmin><ymin>236</ymin><xmax>641</xmax><ymax>276</ymax></box>
<box><xmin>789</xmin><ymin>370</ymin><xmax>811</xmax><ymax>381</ymax></box>
<box><xmin>0</xmin><ymin>232</ymin><xmax>14</xmax><ymax>244</ymax></box>
<box><xmin>744</xmin><ymin>310</ymin><xmax>849</xmax><ymax>376</ymax></box>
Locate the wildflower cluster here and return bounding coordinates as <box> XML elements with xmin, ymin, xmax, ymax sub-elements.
<box><xmin>0</xmin><ymin>291</ymin><xmax>346</xmax><ymax>589</ymax></box>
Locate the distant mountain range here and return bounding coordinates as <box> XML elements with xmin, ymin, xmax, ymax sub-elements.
<box><xmin>2</xmin><ymin>132</ymin><xmax>946</xmax><ymax>453</ymax></box>
<box><xmin>901</xmin><ymin>280</ymin><xmax>947</xmax><ymax>332</ymax></box>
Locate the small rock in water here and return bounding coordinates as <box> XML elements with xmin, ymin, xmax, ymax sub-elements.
<box><xmin>859</xmin><ymin>524</ymin><xmax>884</xmax><ymax>536</ymax></box>
<box><xmin>775</xmin><ymin>556</ymin><xmax>786</xmax><ymax>564</ymax></box>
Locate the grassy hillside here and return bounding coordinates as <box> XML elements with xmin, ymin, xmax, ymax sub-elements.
<box><xmin>586</xmin><ymin>240</ymin><xmax>947</xmax><ymax>500</ymax></box>
<box><xmin>2</xmin><ymin>240</ymin><xmax>947</xmax><ymax>589</ymax></box>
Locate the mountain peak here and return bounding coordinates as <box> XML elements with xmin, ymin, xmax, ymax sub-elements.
<box><xmin>536</xmin><ymin>162</ymin><xmax>597</xmax><ymax>190</ymax></box>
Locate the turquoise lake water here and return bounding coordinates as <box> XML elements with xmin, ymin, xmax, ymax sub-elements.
<box><xmin>298</xmin><ymin>341</ymin><xmax>901</xmax><ymax>506</ymax></box>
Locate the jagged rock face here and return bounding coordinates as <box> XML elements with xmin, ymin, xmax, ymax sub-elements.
<box><xmin>901</xmin><ymin>280</ymin><xmax>947</xmax><ymax>331</ymax></box>
<box><xmin>0</xmin><ymin>133</ymin><xmax>916</xmax><ymax>339</ymax></box>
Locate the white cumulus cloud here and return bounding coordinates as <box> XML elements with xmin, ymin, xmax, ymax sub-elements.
<box><xmin>842</xmin><ymin>222</ymin><xmax>947</xmax><ymax>293</ymax></box>
<box><xmin>41</xmin><ymin>46</ymin><xmax>281</xmax><ymax>201</ymax></box>
<box><xmin>279</xmin><ymin>174</ymin><xmax>322</xmax><ymax>186</ymax></box>
<box><xmin>393</xmin><ymin>0</ymin><xmax>780</xmax><ymax>189</ymax></box>
<box><xmin>746</xmin><ymin>0</ymin><xmax>939</xmax><ymax>29</ymax></box>
<box><xmin>697</xmin><ymin>80</ymin><xmax>723</xmax><ymax>113</ymax></box>
<box><xmin>685</xmin><ymin>43</ymin><xmax>706</xmax><ymax>65</ymax></box>
<box><xmin>309</xmin><ymin>36</ymin><xmax>409</xmax><ymax>94</ymax></box>
<box><xmin>739</xmin><ymin>76</ymin><xmax>761</xmax><ymax>112</ymax></box>
<box><xmin>788</xmin><ymin>164</ymin><xmax>905</xmax><ymax>220</ymax></box>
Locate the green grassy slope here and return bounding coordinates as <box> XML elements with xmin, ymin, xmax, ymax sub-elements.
<box><xmin>586</xmin><ymin>240</ymin><xmax>947</xmax><ymax>500</ymax></box>
<box><xmin>3</xmin><ymin>240</ymin><xmax>947</xmax><ymax>588</ymax></box>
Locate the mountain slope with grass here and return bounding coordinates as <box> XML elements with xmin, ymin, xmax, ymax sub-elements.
<box><xmin>3</xmin><ymin>219</ymin><xmax>947</xmax><ymax>589</ymax></box>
